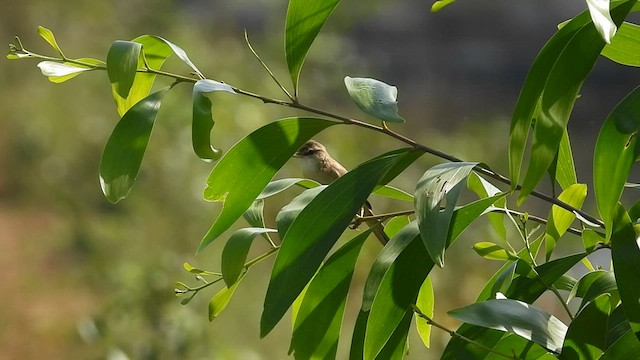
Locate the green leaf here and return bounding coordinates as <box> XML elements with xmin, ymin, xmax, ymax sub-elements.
<box><xmin>198</xmin><ymin>118</ymin><xmax>336</xmax><ymax>252</ymax></box>
<box><xmin>611</xmin><ymin>203</ymin><xmax>640</xmax><ymax>340</ymax></box>
<box><xmin>374</xmin><ymin>311</ymin><xmax>412</xmax><ymax>360</ymax></box>
<box><xmin>599</xmin><ymin>329</ymin><xmax>640</xmax><ymax>360</ymax></box>
<box><xmin>509</xmin><ymin>0</ymin><xmax>636</xmax><ymax>199</ymax></box>
<box><xmin>285</xmin><ymin>0</ymin><xmax>341</xmax><ymax>96</ymax></box>
<box><xmin>112</xmin><ymin>35</ymin><xmax>173</xmax><ymax>116</ymax></box>
<box><xmin>364</xmin><ymin>231</ymin><xmax>429</xmax><ymax>359</ymax></box>
<box><xmin>153</xmin><ymin>36</ymin><xmax>203</xmax><ymax>78</ymax></box>
<box><xmin>362</xmin><ymin>221</ymin><xmax>420</xmax><ymax>311</ymax></box>
<box><xmin>416</xmin><ymin>276</ymin><xmax>434</xmax><ymax>348</ymax></box>
<box><xmin>192</xmin><ymin>79</ymin><xmax>236</xmax><ymax>161</ymax></box>
<box><xmin>544</xmin><ymin>183</ymin><xmax>587</xmax><ymax>260</ymax></box>
<box><xmin>261</xmin><ymin>149</ymin><xmax>414</xmax><ymax>337</ymax></box>
<box><xmin>602</xmin><ymin>21</ymin><xmax>640</xmax><ymax>66</ymax></box>
<box><xmin>107</xmin><ymin>40</ymin><xmax>142</xmax><ymax>99</ymax></box>
<box><xmin>414</xmin><ymin>162</ymin><xmax>478</xmax><ymax>267</ymax></box>
<box><xmin>582</xmin><ymin>229</ymin><xmax>605</xmax><ymax>252</ymax></box>
<box><xmin>550</xmin><ymin>129</ymin><xmax>578</xmax><ymax>190</ymax></box>
<box><xmin>99</xmin><ymin>87</ymin><xmax>170</xmax><ymax>203</ymax></box>
<box><xmin>276</xmin><ymin>186</ymin><xmax>325</xmax><ymax>238</ymax></box>
<box><xmin>372</xmin><ymin>185</ymin><xmax>413</xmax><ymax>202</ymax></box>
<box><xmin>290</xmin><ymin>230</ymin><xmax>369</xmax><ymax>360</ymax></box>
<box><xmin>586</xmin><ymin>0</ymin><xmax>617</xmax><ymax>43</ymax></box>
<box><xmin>448</xmin><ymin>299</ymin><xmax>568</xmax><ymax>353</ymax></box>
<box><xmin>467</xmin><ymin>172</ymin><xmax>507</xmax><ymax>239</ymax></box>
<box><xmin>36</xmin><ymin>61</ymin><xmax>91</xmax><ymax>83</ymax></box>
<box><xmin>444</xmin><ymin>251</ymin><xmax>586</xmax><ymax>358</ymax></box>
<box><xmin>594</xmin><ymin>86</ymin><xmax>640</xmax><ymax>238</ymax></box>
<box><xmin>37</xmin><ymin>25</ymin><xmax>64</xmax><ymax>56</ymax></box>
<box><xmin>344</xmin><ymin>76</ymin><xmax>405</xmax><ymax>123</ymax></box>
<box><xmin>349</xmin><ymin>310</ymin><xmax>369</xmax><ymax>360</ymax></box>
<box><xmin>383</xmin><ymin>216</ymin><xmax>411</xmax><ymax>239</ymax></box>
<box><xmin>258</xmin><ymin>178</ymin><xmax>319</xmax><ymax>200</ymax></box>
<box><xmin>221</xmin><ymin>227</ymin><xmax>277</xmax><ymax>286</ymax></box>
<box><xmin>567</xmin><ymin>270</ymin><xmax>618</xmax><ymax>311</ymax></box>
<box><xmin>208</xmin><ymin>273</ymin><xmax>245</xmax><ymax>321</ymax></box>
<box><xmin>365</xmin><ymin>193</ymin><xmax>506</xmax><ymax>359</ymax></box>
<box><xmin>562</xmin><ymin>294</ymin><xmax>613</xmax><ymax>360</ymax></box>
<box><xmin>431</xmin><ymin>0</ymin><xmax>456</xmax><ymax>12</ymax></box>
<box><xmin>473</xmin><ymin>242</ymin><xmax>517</xmax><ymax>261</ymax></box>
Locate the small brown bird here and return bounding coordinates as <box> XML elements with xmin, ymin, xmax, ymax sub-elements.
<box><xmin>294</xmin><ymin>140</ymin><xmax>389</xmax><ymax>245</ymax></box>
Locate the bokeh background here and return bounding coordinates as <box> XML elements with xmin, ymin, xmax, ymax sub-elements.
<box><xmin>2</xmin><ymin>1</ymin><xmax>638</xmax><ymax>359</ymax></box>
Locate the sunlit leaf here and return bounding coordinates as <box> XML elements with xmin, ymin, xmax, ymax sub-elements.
<box><xmin>594</xmin><ymin>86</ymin><xmax>640</xmax><ymax>238</ymax></box>
<box><xmin>37</xmin><ymin>61</ymin><xmax>91</xmax><ymax>83</ymax></box>
<box><xmin>544</xmin><ymin>183</ymin><xmax>587</xmax><ymax>260</ymax></box>
<box><xmin>221</xmin><ymin>227</ymin><xmax>277</xmax><ymax>286</ymax></box>
<box><xmin>586</xmin><ymin>0</ymin><xmax>617</xmax><ymax>43</ymax></box>
<box><xmin>344</xmin><ymin>76</ymin><xmax>405</xmax><ymax>123</ymax></box>
<box><xmin>602</xmin><ymin>21</ymin><xmax>640</xmax><ymax>66</ymax></box>
<box><xmin>198</xmin><ymin>117</ymin><xmax>336</xmax><ymax>252</ymax></box>
<box><xmin>285</xmin><ymin>0</ymin><xmax>341</xmax><ymax>96</ymax></box>
<box><xmin>209</xmin><ymin>273</ymin><xmax>245</xmax><ymax>321</ymax></box>
<box><xmin>99</xmin><ymin>87</ymin><xmax>170</xmax><ymax>203</ymax></box>
<box><xmin>509</xmin><ymin>0</ymin><xmax>635</xmax><ymax>200</ymax></box>
<box><xmin>37</xmin><ymin>25</ymin><xmax>64</xmax><ymax>56</ymax></box>
<box><xmin>414</xmin><ymin>162</ymin><xmax>477</xmax><ymax>267</ymax></box>
<box><xmin>112</xmin><ymin>35</ymin><xmax>173</xmax><ymax>116</ymax></box>
<box><xmin>562</xmin><ymin>294</ymin><xmax>612</xmax><ymax>359</ymax></box>
<box><xmin>473</xmin><ymin>242</ymin><xmax>517</xmax><ymax>261</ymax></box>
<box><xmin>431</xmin><ymin>0</ymin><xmax>456</xmax><ymax>12</ymax></box>
<box><xmin>599</xmin><ymin>328</ymin><xmax>640</xmax><ymax>359</ymax></box>
<box><xmin>107</xmin><ymin>40</ymin><xmax>142</xmax><ymax>99</ymax></box>
<box><xmin>448</xmin><ymin>299</ymin><xmax>568</xmax><ymax>353</ymax></box>
<box><xmin>416</xmin><ymin>276</ymin><xmax>434</xmax><ymax>348</ymax></box>
<box><xmin>610</xmin><ymin>203</ymin><xmax>640</xmax><ymax>340</ymax></box>
<box><xmin>192</xmin><ymin>79</ymin><xmax>236</xmax><ymax>161</ymax></box>
<box><xmin>290</xmin><ymin>230</ymin><xmax>369</xmax><ymax>359</ymax></box>
<box><xmin>261</xmin><ymin>149</ymin><xmax>415</xmax><ymax>338</ymax></box>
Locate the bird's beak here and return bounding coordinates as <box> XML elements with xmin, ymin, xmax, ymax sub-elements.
<box><xmin>293</xmin><ymin>150</ymin><xmax>303</xmax><ymax>158</ymax></box>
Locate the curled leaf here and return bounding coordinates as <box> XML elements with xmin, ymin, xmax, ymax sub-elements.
<box><xmin>344</xmin><ymin>76</ymin><xmax>405</xmax><ymax>123</ymax></box>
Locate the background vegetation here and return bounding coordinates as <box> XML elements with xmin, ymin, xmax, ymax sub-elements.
<box><xmin>3</xmin><ymin>1</ymin><xmax>636</xmax><ymax>359</ymax></box>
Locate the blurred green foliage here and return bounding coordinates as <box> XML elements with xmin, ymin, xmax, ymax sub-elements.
<box><xmin>2</xmin><ymin>1</ymin><xmax>586</xmax><ymax>359</ymax></box>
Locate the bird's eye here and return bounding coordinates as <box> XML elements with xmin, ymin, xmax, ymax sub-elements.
<box><xmin>306</xmin><ymin>149</ymin><xmax>315</xmax><ymax>155</ymax></box>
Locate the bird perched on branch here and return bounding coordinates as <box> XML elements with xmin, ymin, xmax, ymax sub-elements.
<box><xmin>294</xmin><ymin>140</ymin><xmax>389</xmax><ymax>245</ymax></box>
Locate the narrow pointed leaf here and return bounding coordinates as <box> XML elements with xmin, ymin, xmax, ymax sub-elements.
<box><xmin>198</xmin><ymin>117</ymin><xmax>336</xmax><ymax>252</ymax></box>
<box><xmin>192</xmin><ymin>79</ymin><xmax>236</xmax><ymax>161</ymax></box>
<box><xmin>473</xmin><ymin>242</ymin><xmax>517</xmax><ymax>261</ymax></box>
<box><xmin>431</xmin><ymin>0</ymin><xmax>456</xmax><ymax>12</ymax></box>
<box><xmin>37</xmin><ymin>61</ymin><xmax>91</xmax><ymax>82</ymax></box>
<box><xmin>276</xmin><ymin>186</ymin><xmax>326</xmax><ymax>237</ymax></box>
<box><xmin>545</xmin><ymin>183</ymin><xmax>587</xmax><ymax>260</ymax></box>
<box><xmin>258</xmin><ymin>178</ymin><xmax>319</xmax><ymax>200</ymax></box>
<box><xmin>221</xmin><ymin>227</ymin><xmax>277</xmax><ymax>286</ymax></box>
<box><xmin>344</xmin><ymin>76</ymin><xmax>405</xmax><ymax>123</ymax></box>
<box><xmin>290</xmin><ymin>230</ymin><xmax>369</xmax><ymax>360</ymax></box>
<box><xmin>107</xmin><ymin>40</ymin><xmax>142</xmax><ymax>99</ymax></box>
<box><xmin>416</xmin><ymin>276</ymin><xmax>434</xmax><ymax>348</ymax></box>
<box><xmin>561</xmin><ymin>294</ymin><xmax>612</xmax><ymax>359</ymax></box>
<box><xmin>374</xmin><ymin>311</ymin><xmax>412</xmax><ymax>360</ymax></box>
<box><xmin>153</xmin><ymin>36</ymin><xmax>203</xmax><ymax>78</ymax></box>
<box><xmin>594</xmin><ymin>86</ymin><xmax>640</xmax><ymax>238</ymax></box>
<box><xmin>349</xmin><ymin>310</ymin><xmax>368</xmax><ymax>360</ymax></box>
<box><xmin>551</xmin><ymin>129</ymin><xmax>578</xmax><ymax>190</ymax></box>
<box><xmin>362</xmin><ymin>221</ymin><xmax>420</xmax><ymax>311</ymax></box>
<box><xmin>37</xmin><ymin>25</ymin><xmax>64</xmax><ymax>56</ymax></box>
<box><xmin>414</xmin><ymin>162</ymin><xmax>478</xmax><ymax>267</ymax></box>
<box><xmin>586</xmin><ymin>0</ymin><xmax>617</xmax><ymax>43</ymax></box>
<box><xmin>602</xmin><ymin>21</ymin><xmax>640</xmax><ymax>66</ymax></box>
<box><xmin>364</xmin><ymin>193</ymin><xmax>505</xmax><ymax>359</ymax></box>
<box><xmin>209</xmin><ymin>273</ymin><xmax>245</xmax><ymax>321</ymax></box>
<box><xmin>285</xmin><ymin>0</ymin><xmax>341</xmax><ymax>95</ymax></box>
<box><xmin>448</xmin><ymin>299</ymin><xmax>568</xmax><ymax>353</ymax></box>
<box><xmin>467</xmin><ymin>172</ymin><xmax>507</xmax><ymax>239</ymax></box>
<box><xmin>364</xmin><ymin>232</ymin><xmax>429</xmax><ymax>359</ymax></box>
<box><xmin>509</xmin><ymin>0</ymin><xmax>635</xmax><ymax>196</ymax></box>
<box><xmin>112</xmin><ymin>35</ymin><xmax>173</xmax><ymax>116</ymax></box>
<box><xmin>611</xmin><ymin>203</ymin><xmax>640</xmax><ymax>340</ymax></box>
<box><xmin>261</xmin><ymin>149</ymin><xmax>414</xmax><ymax>337</ymax></box>
<box><xmin>99</xmin><ymin>87</ymin><xmax>169</xmax><ymax>203</ymax></box>
<box><xmin>599</xmin><ymin>329</ymin><xmax>640</xmax><ymax>359</ymax></box>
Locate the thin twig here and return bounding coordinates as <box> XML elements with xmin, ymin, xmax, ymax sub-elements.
<box><xmin>244</xmin><ymin>29</ymin><xmax>295</xmax><ymax>101</ymax></box>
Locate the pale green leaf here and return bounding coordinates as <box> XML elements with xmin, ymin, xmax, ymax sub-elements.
<box><xmin>344</xmin><ymin>76</ymin><xmax>405</xmax><ymax>123</ymax></box>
